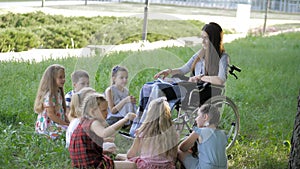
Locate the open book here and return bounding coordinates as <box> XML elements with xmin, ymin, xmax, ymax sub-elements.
<box><xmin>157</xmin><ymin>74</ymin><xmax>190</xmax><ymax>84</ymax></box>
<box><xmin>157</xmin><ymin>77</ymin><xmax>183</xmax><ymax>84</ymax></box>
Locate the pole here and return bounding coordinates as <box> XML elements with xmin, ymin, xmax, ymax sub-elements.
<box><xmin>142</xmin><ymin>0</ymin><xmax>149</xmax><ymax>41</ymax></box>
<box><xmin>42</xmin><ymin>0</ymin><xmax>45</xmax><ymax>7</ymax></box>
<box><xmin>262</xmin><ymin>0</ymin><xmax>270</xmax><ymax>35</ymax></box>
<box><xmin>85</xmin><ymin>0</ymin><xmax>87</xmax><ymax>6</ymax></box>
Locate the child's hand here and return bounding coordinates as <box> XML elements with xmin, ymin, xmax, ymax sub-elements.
<box><xmin>126</xmin><ymin>95</ymin><xmax>136</xmax><ymax>104</ymax></box>
<box><xmin>104</xmin><ymin>136</ymin><xmax>115</xmax><ymax>142</ymax></box>
<box><xmin>130</xmin><ymin>95</ymin><xmax>136</xmax><ymax>104</ymax></box>
<box><xmin>125</xmin><ymin>113</ymin><xmax>136</xmax><ymax>121</ymax></box>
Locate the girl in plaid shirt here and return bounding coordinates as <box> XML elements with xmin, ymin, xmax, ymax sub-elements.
<box><xmin>69</xmin><ymin>93</ymin><xmax>136</xmax><ymax>168</ymax></box>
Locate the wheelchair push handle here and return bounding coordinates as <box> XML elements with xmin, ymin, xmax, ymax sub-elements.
<box><xmin>228</xmin><ymin>64</ymin><xmax>241</xmax><ymax>79</ymax></box>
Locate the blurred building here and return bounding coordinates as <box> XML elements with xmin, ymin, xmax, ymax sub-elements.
<box><xmin>112</xmin><ymin>0</ymin><xmax>300</xmax><ymax>13</ymax></box>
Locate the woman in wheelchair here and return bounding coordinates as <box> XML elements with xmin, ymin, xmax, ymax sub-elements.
<box><xmin>129</xmin><ymin>22</ymin><xmax>230</xmax><ymax>137</ymax></box>
<box><xmin>154</xmin><ymin>22</ymin><xmax>229</xmax><ymax>86</ymax></box>
<box><xmin>151</xmin><ymin>22</ymin><xmax>229</xmax><ymax>113</ymax></box>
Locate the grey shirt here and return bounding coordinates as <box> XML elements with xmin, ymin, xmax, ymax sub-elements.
<box><xmin>178</xmin><ymin>50</ymin><xmax>229</xmax><ymax>82</ymax></box>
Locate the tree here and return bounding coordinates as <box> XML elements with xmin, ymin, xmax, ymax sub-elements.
<box><xmin>288</xmin><ymin>90</ymin><xmax>300</xmax><ymax>168</ymax></box>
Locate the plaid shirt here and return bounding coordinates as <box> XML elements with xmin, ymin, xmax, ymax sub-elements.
<box><xmin>69</xmin><ymin>118</ymin><xmax>114</xmax><ymax>168</ymax></box>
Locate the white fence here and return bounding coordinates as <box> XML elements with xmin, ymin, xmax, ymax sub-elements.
<box><xmin>114</xmin><ymin>0</ymin><xmax>300</xmax><ymax>13</ymax></box>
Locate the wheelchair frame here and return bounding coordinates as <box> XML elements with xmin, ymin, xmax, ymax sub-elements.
<box><xmin>171</xmin><ymin>83</ymin><xmax>240</xmax><ymax>150</ymax></box>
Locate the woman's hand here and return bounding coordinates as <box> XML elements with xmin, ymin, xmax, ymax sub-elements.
<box><xmin>188</xmin><ymin>75</ymin><xmax>202</xmax><ymax>83</ymax></box>
<box><xmin>154</xmin><ymin>69</ymin><xmax>172</xmax><ymax>79</ymax></box>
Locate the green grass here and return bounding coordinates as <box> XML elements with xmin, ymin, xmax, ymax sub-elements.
<box><xmin>0</xmin><ymin>32</ymin><xmax>299</xmax><ymax>168</ymax></box>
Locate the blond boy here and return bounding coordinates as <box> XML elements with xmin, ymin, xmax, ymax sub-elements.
<box><xmin>65</xmin><ymin>70</ymin><xmax>90</xmax><ymax>117</ymax></box>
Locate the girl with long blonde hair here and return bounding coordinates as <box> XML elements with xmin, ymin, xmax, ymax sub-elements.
<box><xmin>127</xmin><ymin>97</ymin><xmax>178</xmax><ymax>169</ymax></box>
<box><xmin>34</xmin><ymin>64</ymin><xmax>69</xmax><ymax>139</ymax></box>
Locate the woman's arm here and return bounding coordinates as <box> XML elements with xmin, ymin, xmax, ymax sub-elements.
<box><xmin>198</xmin><ymin>53</ymin><xmax>229</xmax><ymax>85</ymax></box>
<box><xmin>178</xmin><ymin>132</ymin><xmax>199</xmax><ymax>152</ymax></box>
<box><xmin>127</xmin><ymin>137</ymin><xmax>141</xmax><ymax>159</ymax></box>
<box><xmin>200</xmin><ymin>76</ymin><xmax>225</xmax><ymax>85</ymax></box>
<box><xmin>153</xmin><ymin>68</ymin><xmax>183</xmax><ymax>79</ymax></box>
<box><xmin>154</xmin><ymin>50</ymin><xmax>201</xmax><ymax>79</ymax></box>
<box><xmin>46</xmin><ymin>107</ymin><xmax>69</xmax><ymax>125</ymax></box>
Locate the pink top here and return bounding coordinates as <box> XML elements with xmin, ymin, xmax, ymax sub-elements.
<box><xmin>130</xmin><ymin>156</ymin><xmax>175</xmax><ymax>169</ymax></box>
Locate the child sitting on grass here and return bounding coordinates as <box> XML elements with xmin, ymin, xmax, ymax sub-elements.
<box><xmin>34</xmin><ymin>64</ymin><xmax>69</xmax><ymax>140</ymax></box>
<box><xmin>105</xmin><ymin>65</ymin><xmax>137</xmax><ymax>127</ymax></box>
<box><xmin>66</xmin><ymin>87</ymin><xmax>117</xmax><ymax>155</ymax></box>
<box><xmin>178</xmin><ymin>104</ymin><xmax>227</xmax><ymax>169</ymax></box>
<box><xmin>65</xmin><ymin>69</ymin><xmax>90</xmax><ymax>120</ymax></box>
<box><xmin>65</xmin><ymin>87</ymin><xmax>95</xmax><ymax>148</ymax></box>
<box><xmin>69</xmin><ymin>93</ymin><xmax>136</xmax><ymax>168</ymax></box>
<box><xmin>127</xmin><ymin>97</ymin><xmax>178</xmax><ymax>169</ymax></box>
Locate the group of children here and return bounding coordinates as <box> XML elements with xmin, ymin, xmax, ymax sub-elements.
<box><xmin>33</xmin><ymin>64</ymin><xmax>228</xmax><ymax>169</ymax></box>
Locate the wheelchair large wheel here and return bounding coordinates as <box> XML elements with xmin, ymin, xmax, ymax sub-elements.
<box><xmin>171</xmin><ymin>95</ymin><xmax>239</xmax><ymax>150</ymax></box>
<box><xmin>204</xmin><ymin>95</ymin><xmax>240</xmax><ymax>150</ymax></box>
<box><xmin>171</xmin><ymin>101</ymin><xmax>199</xmax><ymax>140</ymax></box>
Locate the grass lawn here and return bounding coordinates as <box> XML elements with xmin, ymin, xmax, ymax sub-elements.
<box><xmin>0</xmin><ymin>31</ymin><xmax>299</xmax><ymax>168</ymax></box>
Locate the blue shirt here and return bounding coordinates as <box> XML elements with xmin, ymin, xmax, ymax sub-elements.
<box><xmin>183</xmin><ymin>127</ymin><xmax>228</xmax><ymax>169</ymax></box>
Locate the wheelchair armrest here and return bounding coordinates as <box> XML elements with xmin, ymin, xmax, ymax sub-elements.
<box><xmin>188</xmin><ymin>88</ymin><xmax>202</xmax><ymax>106</ymax></box>
<box><xmin>197</xmin><ymin>81</ymin><xmax>225</xmax><ymax>90</ymax></box>
<box><xmin>188</xmin><ymin>82</ymin><xmax>225</xmax><ymax>106</ymax></box>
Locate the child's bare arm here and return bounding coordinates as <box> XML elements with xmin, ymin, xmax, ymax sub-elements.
<box><xmin>92</xmin><ymin>113</ymin><xmax>136</xmax><ymax>138</ymax></box>
<box><xmin>127</xmin><ymin>137</ymin><xmax>140</xmax><ymax>159</ymax></box>
<box><xmin>178</xmin><ymin>132</ymin><xmax>199</xmax><ymax>152</ymax></box>
<box><xmin>105</xmin><ymin>87</ymin><xmax>134</xmax><ymax>114</ymax></box>
<box><xmin>46</xmin><ymin>107</ymin><xmax>69</xmax><ymax>125</ymax></box>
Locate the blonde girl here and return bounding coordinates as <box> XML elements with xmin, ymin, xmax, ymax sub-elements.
<box><xmin>69</xmin><ymin>93</ymin><xmax>136</xmax><ymax>168</ymax></box>
<box><xmin>34</xmin><ymin>64</ymin><xmax>69</xmax><ymax>139</ymax></box>
<box><xmin>127</xmin><ymin>97</ymin><xmax>178</xmax><ymax>169</ymax></box>
<box><xmin>105</xmin><ymin>65</ymin><xmax>137</xmax><ymax>125</ymax></box>
<box><xmin>178</xmin><ymin>104</ymin><xmax>227</xmax><ymax>169</ymax></box>
<box><xmin>65</xmin><ymin>87</ymin><xmax>96</xmax><ymax>148</ymax></box>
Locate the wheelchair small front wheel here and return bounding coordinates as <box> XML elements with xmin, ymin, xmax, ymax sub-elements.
<box><xmin>204</xmin><ymin>95</ymin><xmax>240</xmax><ymax>150</ymax></box>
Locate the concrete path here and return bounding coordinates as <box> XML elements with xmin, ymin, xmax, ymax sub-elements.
<box><xmin>0</xmin><ymin>1</ymin><xmax>299</xmax><ymax>62</ymax></box>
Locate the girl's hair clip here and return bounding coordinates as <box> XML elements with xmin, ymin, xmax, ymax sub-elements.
<box><xmin>112</xmin><ymin>66</ymin><xmax>120</xmax><ymax>73</ymax></box>
<box><xmin>158</xmin><ymin>96</ymin><xmax>167</xmax><ymax>103</ymax></box>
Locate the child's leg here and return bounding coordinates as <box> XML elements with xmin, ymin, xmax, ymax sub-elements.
<box><xmin>114</xmin><ymin>160</ymin><xmax>137</xmax><ymax>169</ymax></box>
<box><xmin>177</xmin><ymin>149</ymin><xmax>198</xmax><ymax>169</ymax></box>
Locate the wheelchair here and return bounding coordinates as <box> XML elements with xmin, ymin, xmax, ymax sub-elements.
<box><xmin>169</xmin><ymin>81</ymin><xmax>239</xmax><ymax>150</ymax></box>
<box><xmin>121</xmin><ymin>65</ymin><xmax>241</xmax><ymax>150</ymax></box>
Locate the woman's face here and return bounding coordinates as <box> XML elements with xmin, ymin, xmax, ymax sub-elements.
<box><xmin>201</xmin><ymin>31</ymin><xmax>209</xmax><ymax>50</ymax></box>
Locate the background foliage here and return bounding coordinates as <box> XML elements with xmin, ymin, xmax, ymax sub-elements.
<box><xmin>0</xmin><ymin>11</ymin><xmax>218</xmax><ymax>52</ymax></box>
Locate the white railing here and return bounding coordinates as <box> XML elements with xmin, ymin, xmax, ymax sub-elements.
<box><xmin>116</xmin><ymin>0</ymin><xmax>300</xmax><ymax>13</ymax></box>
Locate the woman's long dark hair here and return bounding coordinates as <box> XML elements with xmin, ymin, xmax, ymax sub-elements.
<box><xmin>191</xmin><ymin>22</ymin><xmax>225</xmax><ymax>76</ymax></box>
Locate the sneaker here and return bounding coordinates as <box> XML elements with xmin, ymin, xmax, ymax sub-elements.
<box><xmin>118</xmin><ymin>131</ymin><xmax>134</xmax><ymax>140</ymax></box>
